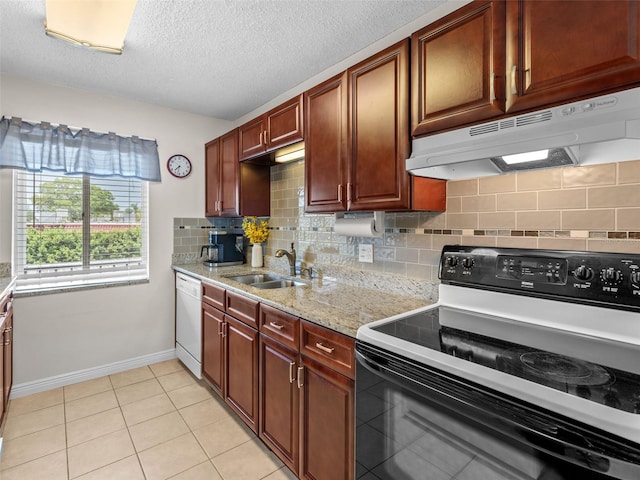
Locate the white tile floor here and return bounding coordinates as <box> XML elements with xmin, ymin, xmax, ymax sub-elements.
<box><xmin>0</xmin><ymin>359</ymin><xmax>297</xmax><ymax>480</ymax></box>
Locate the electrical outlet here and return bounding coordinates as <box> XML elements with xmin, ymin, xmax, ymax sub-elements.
<box><xmin>358</xmin><ymin>244</ymin><xmax>374</xmax><ymax>263</ymax></box>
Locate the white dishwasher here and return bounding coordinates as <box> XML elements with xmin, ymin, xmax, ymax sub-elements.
<box><xmin>175</xmin><ymin>272</ymin><xmax>202</xmax><ymax>379</ymax></box>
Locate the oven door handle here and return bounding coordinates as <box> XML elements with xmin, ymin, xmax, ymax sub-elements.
<box><xmin>356</xmin><ymin>347</ymin><xmax>640</xmax><ymax>480</ymax></box>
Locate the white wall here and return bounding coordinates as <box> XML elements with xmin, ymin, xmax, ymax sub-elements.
<box><xmin>0</xmin><ymin>74</ymin><xmax>232</xmax><ymax>386</ymax></box>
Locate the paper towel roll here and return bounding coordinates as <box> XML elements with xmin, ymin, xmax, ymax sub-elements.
<box><xmin>334</xmin><ymin>216</ymin><xmax>382</xmax><ymax>237</ymax></box>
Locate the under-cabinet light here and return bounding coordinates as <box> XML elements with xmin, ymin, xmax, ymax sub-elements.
<box><xmin>275</xmin><ymin>143</ymin><xmax>305</xmax><ymax>163</ymax></box>
<box><xmin>502</xmin><ymin>149</ymin><xmax>550</xmax><ymax>165</ymax></box>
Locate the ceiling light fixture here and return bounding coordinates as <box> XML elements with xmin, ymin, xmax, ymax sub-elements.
<box><xmin>44</xmin><ymin>0</ymin><xmax>137</xmax><ymax>55</ymax></box>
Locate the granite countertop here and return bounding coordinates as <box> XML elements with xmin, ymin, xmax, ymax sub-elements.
<box><xmin>0</xmin><ymin>276</ymin><xmax>16</xmax><ymax>300</ymax></box>
<box><xmin>172</xmin><ymin>263</ymin><xmax>433</xmax><ymax>338</ymax></box>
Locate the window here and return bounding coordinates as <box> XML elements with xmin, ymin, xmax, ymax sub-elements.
<box><xmin>14</xmin><ymin>170</ymin><xmax>149</xmax><ymax>292</ymax></box>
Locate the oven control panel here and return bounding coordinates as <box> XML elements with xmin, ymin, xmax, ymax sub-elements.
<box><xmin>439</xmin><ymin>245</ymin><xmax>640</xmax><ymax>310</ymax></box>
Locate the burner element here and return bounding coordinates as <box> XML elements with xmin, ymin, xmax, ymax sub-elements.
<box><xmin>519</xmin><ymin>351</ymin><xmax>613</xmax><ymax>386</ymax></box>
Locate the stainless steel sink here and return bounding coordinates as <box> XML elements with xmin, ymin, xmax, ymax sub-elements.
<box><xmin>224</xmin><ymin>273</ymin><xmax>284</xmax><ymax>284</ymax></box>
<box><xmin>251</xmin><ymin>279</ymin><xmax>307</xmax><ymax>289</ymax></box>
<box><xmin>224</xmin><ymin>273</ymin><xmax>308</xmax><ymax>289</ymax></box>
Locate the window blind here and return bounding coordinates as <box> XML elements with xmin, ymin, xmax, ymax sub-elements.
<box><xmin>14</xmin><ymin>170</ymin><xmax>149</xmax><ymax>292</ymax></box>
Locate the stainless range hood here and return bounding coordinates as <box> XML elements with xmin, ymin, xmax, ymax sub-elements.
<box><xmin>406</xmin><ymin>87</ymin><xmax>640</xmax><ymax>180</ymax></box>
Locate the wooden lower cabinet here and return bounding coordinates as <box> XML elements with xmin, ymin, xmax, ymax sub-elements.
<box><xmin>259</xmin><ymin>334</ymin><xmax>300</xmax><ymax>473</ymax></box>
<box><xmin>201</xmin><ymin>287</ymin><xmax>260</xmax><ymax>434</ymax></box>
<box><xmin>202</xmin><ymin>302</ymin><xmax>224</xmax><ymax>393</ymax></box>
<box><xmin>259</xmin><ymin>310</ymin><xmax>355</xmax><ymax>480</ymax></box>
<box><xmin>224</xmin><ymin>315</ymin><xmax>259</xmax><ymax>433</ymax></box>
<box><xmin>202</xmin><ymin>288</ymin><xmax>355</xmax><ymax>479</ymax></box>
<box><xmin>0</xmin><ymin>291</ymin><xmax>13</xmax><ymax>429</ymax></box>
<box><xmin>299</xmin><ymin>356</ymin><xmax>354</xmax><ymax>480</ymax></box>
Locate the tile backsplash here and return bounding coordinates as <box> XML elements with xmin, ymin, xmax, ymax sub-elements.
<box><xmin>174</xmin><ymin>158</ymin><xmax>640</xmax><ymax>287</ymax></box>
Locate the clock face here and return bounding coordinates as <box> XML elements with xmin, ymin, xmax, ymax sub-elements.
<box><xmin>167</xmin><ymin>154</ymin><xmax>192</xmax><ymax>178</ymax></box>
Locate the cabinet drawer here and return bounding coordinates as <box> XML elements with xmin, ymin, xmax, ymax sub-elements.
<box><xmin>260</xmin><ymin>304</ymin><xmax>299</xmax><ymax>350</ymax></box>
<box><xmin>202</xmin><ymin>282</ymin><xmax>225</xmax><ymax>310</ymax></box>
<box><xmin>226</xmin><ymin>290</ymin><xmax>260</xmax><ymax>328</ymax></box>
<box><xmin>300</xmin><ymin>320</ymin><xmax>355</xmax><ymax>380</ymax></box>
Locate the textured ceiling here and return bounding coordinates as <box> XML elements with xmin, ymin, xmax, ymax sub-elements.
<box><xmin>0</xmin><ymin>0</ymin><xmax>450</xmax><ymax>121</ymax></box>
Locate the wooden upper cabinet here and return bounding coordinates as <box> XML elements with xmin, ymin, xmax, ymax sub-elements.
<box><xmin>304</xmin><ymin>73</ymin><xmax>348</xmax><ymax>213</ymax></box>
<box><xmin>239</xmin><ymin>95</ymin><xmax>304</xmax><ymax>161</ymax></box>
<box><xmin>238</xmin><ymin>117</ymin><xmax>266</xmax><ymax>161</ymax></box>
<box><xmin>204</xmin><ymin>130</ymin><xmax>239</xmax><ymax>217</ymax></box>
<box><xmin>411</xmin><ymin>0</ymin><xmax>506</xmax><ymax>136</ymax></box>
<box><xmin>219</xmin><ymin>130</ymin><xmax>240</xmax><ymax>217</ymax></box>
<box><xmin>266</xmin><ymin>95</ymin><xmax>304</xmax><ymax>150</ymax></box>
<box><xmin>506</xmin><ymin>0</ymin><xmax>640</xmax><ymax>113</ymax></box>
<box><xmin>205</xmin><ymin>128</ymin><xmax>270</xmax><ymax>217</ymax></box>
<box><xmin>204</xmin><ymin>138</ymin><xmax>220</xmax><ymax>217</ymax></box>
<box><xmin>347</xmin><ymin>39</ymin><xmax>412</xmax><ymax>211</ymax></box>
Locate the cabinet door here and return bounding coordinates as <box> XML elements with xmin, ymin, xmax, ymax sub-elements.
<box><xmin>259</xmin><ymin>334</ymin><xmax>299</xmax><ymax>474</ymax></box>
<box><xmin>3</xmin><ymin>306</ymin><xmax>12</xmax><ymax>409</ymax></box>
<box><xmin>225</xmin><ymin>315</ymin><xmax>259</xmax><ymax>433</ymax></box>
<box><xmin>300</xmin><ymin>357</ymin><xmax>354</xmax><ymax>480</ymax></box>
<box><xmin>218</xmin><ymin>129</ymin><xmax>240</xmax><ymax>217</ymax></box>
<box><xmin>506</xmin><ymin>0</ymin><xmax>640</xmax><ymax>113</ymax></box>
<box><xmin>204</xmin><ymin>138</ymin><xmax>220</xmax><ymax>216</ymax></box>
<box><xmin>266</xmin><ymin>94</ymin><xmax>304</xmax><ymax>151</ymax></box>
<box><xmin>304</xmin><ymin>73</ymin><xmax>348</xmax><ymax>213</ymax></box>
<box><xmin>347</xmin><ymin>40</ymin><xmax>411</xmax><ymax>211</ymax></box>
<box><xmin>239</xmin><ymin>117</ymin><xmax>266</xmax><ymax>161</ymax></box>
<box><xmin>202</xmin><ymin>303</ymin><xmax>224</xmax><ymax>393</ymax></box>
<box><xmin>412</xmin><ymin>0</ymin><xmax>505</xmax><ymax>136</ymax></box>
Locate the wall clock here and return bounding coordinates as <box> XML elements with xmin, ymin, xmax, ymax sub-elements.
<box><xmin>167</xmin><ymin>154</ymin><xmax>192</xmax><ymax>178</ymax></box>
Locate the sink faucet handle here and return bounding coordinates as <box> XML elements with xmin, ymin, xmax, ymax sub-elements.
<box><xmin>290</xmin><ymin>242</ymin><xmax>295</xmax><ymax>252</ymax></box>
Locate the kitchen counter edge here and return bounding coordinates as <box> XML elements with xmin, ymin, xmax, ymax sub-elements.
<box><xmin>172</xmin><ymin>264</ymin><xmax>432</xmax><ymax>338</ymax></box>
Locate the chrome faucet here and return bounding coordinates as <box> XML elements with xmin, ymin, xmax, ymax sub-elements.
<box><xmin>275</xmin><ymin>243</ymin><xmax>296</xmax><ymax>276</ymax></box>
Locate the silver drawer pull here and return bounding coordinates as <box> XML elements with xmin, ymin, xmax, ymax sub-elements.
<box><xmin>316</xmin><ymin>342</ymin><xmax>334</xmax><ymax>354</ymax></box>
<box><xmin>269</xmin><ymin>321</ymin><xmax>284</xmax><ymax>330</ymax></box>
<box><xmin>289</xmin><ymin>362</ymin><xmax>296</xmax><ymax>384</ymax></box>
<box><xmin>297</xmin><ymin>366</ymin><xmax>304</xmax><ymax>389</ymax></box>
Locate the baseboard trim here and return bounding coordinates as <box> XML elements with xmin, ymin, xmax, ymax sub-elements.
<box><xmin>10</xmin><ymin>349</ymin><xmax>177</xmax><ymax>399</ymax></box>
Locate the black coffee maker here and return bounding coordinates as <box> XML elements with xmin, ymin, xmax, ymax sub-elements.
<box><xmin>200</xmin><ymin>231</ymin><xmax>244</xmax><ymax>267</ymax></box>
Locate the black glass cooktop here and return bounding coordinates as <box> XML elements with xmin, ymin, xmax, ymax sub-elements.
<box><xmin>372</xmin><ymin>307</ymin><xmax>640</xmax><ymax>414</ymax></box>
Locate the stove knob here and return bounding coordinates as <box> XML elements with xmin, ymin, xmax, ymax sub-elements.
<box><xmin>630</xmin><ymin>270</ymin><xmax>640</xmax><ymax>286</ymax></box>
<box><xmin>601</xmin><ymin>267</ymin><xmax>623</xmax><ymax>284</ymax></box>
<box><xmin>445</xmin><ymin>256</ymin><xmax>458</xmax><ymax>268</ymax></box>
<box><xmin>462</xmin><ymin>257</ymin><xmax>475</xmax><ymax>269</ymax></box>
<box><xmin>574</xmin><ymin>265</ymin><xmax>594</xmax><ymax>282</ymax></box>
<box><xmin>604</xmin><ymin>392</ymin><xmax>621</xmax><ymax>409</ymax></box>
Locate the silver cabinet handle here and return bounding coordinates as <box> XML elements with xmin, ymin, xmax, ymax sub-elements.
<box><xmin>490</xmin><ymin>72</ymin><xmax>496</xmax><ymax>102</ymax></box>
<box><xmin>259</xmin><ymin>131</ymin><xmax>263</xmax><ymax>145</ymax></box>
<box><xmin>269</xmin><ymin>321</ymin><xmax>284</xmax><ymax>330</ymax></box>
<box><xmin>316</xmin><ymin>342</ymin><xmax>334</xmax><ymax>354</ymax></box>
<box><xmin>510</xmin><ymin>65</ymin><xmax>518</xmax><ymax>95</ymax></box>
<box><xmin>289</xmin><ymin>362</ymin><xmax>296</xmax><ymax>384</ymax></box>
<box><xmin>297</xmin><ymin>366</ymin><xmax>304</xmax><ymax>389</ymax></box>
<box><xmin>337</xmin><ymin>184</ymin><xmax>342</xmax><ymax>203</ymax></box>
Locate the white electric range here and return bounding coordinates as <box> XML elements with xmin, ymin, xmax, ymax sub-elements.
<box><xmin>356</xmin><ymin>245</ymin><xmax>640</xmax><ymax>480</ymax></box>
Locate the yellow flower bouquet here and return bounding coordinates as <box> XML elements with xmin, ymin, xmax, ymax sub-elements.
<box><xmin>242</xmin><ymin>216</ymin><xmax>270</xmax><ymax>244</ymax></box>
